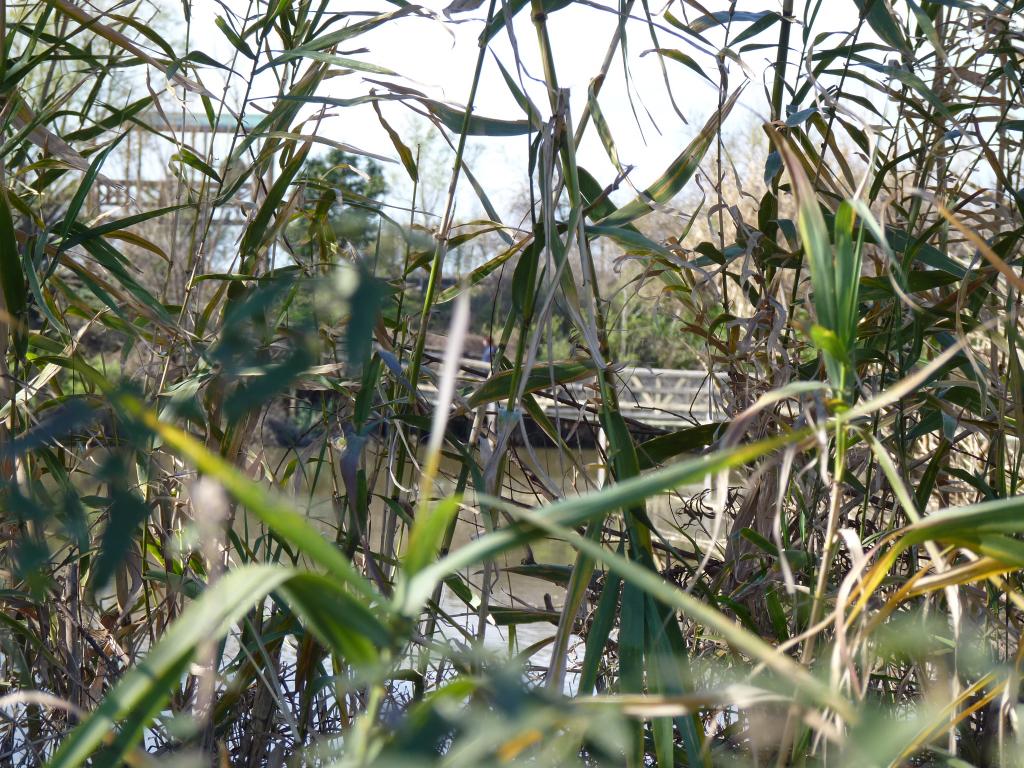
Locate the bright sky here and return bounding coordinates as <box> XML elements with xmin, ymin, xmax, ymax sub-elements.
<box><xmin>178</xmin><ymin>1</ymin><xmax>866</xmax><ymax>219</ymax></box>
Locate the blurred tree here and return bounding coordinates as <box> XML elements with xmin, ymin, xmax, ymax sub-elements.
<box><xmin>298</xmin><ymin>149</ymin><xmax>388</xmax><ymax>260</ymax></box>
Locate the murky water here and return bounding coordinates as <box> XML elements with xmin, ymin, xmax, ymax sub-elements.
<box><xmin>62</xmin><ymin>437</ymin><xmax>708</xmax><ymax>671</ymax></box>
<box><xmin>247</xmin><ymin>444</ymin><xmax>709</xmax><ymax>669</ymax></box>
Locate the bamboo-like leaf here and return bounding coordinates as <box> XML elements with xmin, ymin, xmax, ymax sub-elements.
<box><xmin>509</xmin><ymin>505</ymin><xmax>853</xmax><ymax>719</ymax></box>
<box><xmin>436</xmin><ymin>236</ymin><xmax>528</xmax><ymax>305</ymax></box>
<box><xmin>401</xmin><ymin>428</ymin><xmax>810</xmax><ymax>613</ymax></box>
<box><xmin>238</xmin><ymin>143</ymin><xmax>310</xmax><ymax>272</ymax></box>
<box><xmin>3</xmin><ymin>90</ymin><xmax>110</xmax><ymax>178</ymax></box>
<box><xmin>49</xmin><ymin>564</ymin><xmax>389</xmax><ymax>768</ymax></box>
<box><xmin>597</xmin><ymin>88</ymin><xmax>742</xmax><ymax>227</ymax></box>
<box><xmin>220</xmin><ymin>64</ymin><xmax>328</xmax><ymax>190</ymax></box>
<box><xmin>426</xmin><ymin>100</ymin><xmax>533</xmax><ymax>137</ymax></box>
<box><xmin>905</xmin><ymin>494</ymin><xmax>1024</xmax><ymax>543</ymax></box>
<box><xmin>171</xmin><ymin>147</ymin><xmax>221</xmax><ymax>181</ymax></box>
<box><xmin>466</xmin><ymin>358</ymin><xmax>599</xmax><ymax>409</ymax></box>
<box><xmin>294</xmin><ymin>6</ymin><xmax>417</xmax><ymax>53</ymax></box>
<box><xmin>269</xmin><ymin>49</ymin><xmax>398</xmax><ymax>75</ymax></box>
<box><xmin>117</xmin><ymin>395</ymin><xmax>380</xmax><ymax>603</ymax></box>
<box><xmin>215</xmin><ymin>15</ymin><xmax>255</xmax><ymax>59</ymax></box>
<box><xmin>47</xmin><ymin>0</ymin><xmax>212</xmax><ymax>95</ymax></box>
<box><xmin>686</xmin><ymin>10</ymin><xmax>779</xmax><ymax>36</ymax></box>
<box><xmin>850</xmin><ymin>0</ymin><xmax>909</xmax><ymax>53</ymax></box>
<box><xmin>849</xmin><ymin>57</ymin><xmax>953</xmax><ymax>120</ymax></box>
<box><xmin>0</xmin><ymin>191</ymin><xmax>26</xmax><ymax>355</ymax></box>
<box><xmin>587</xmin><ymin>80</ymin><xmax>624</xmax><ymax>173</ymax></box>
<box><xmin>636</xmin><ymin>422</ymin><xmax>726</xmax><ymax>470</ymax></box>
<box><xmin>404</xmin><ymin>496</ymin><xmax>460</xmax><ymax>577</ymax></box>
<box><xmin>642</xmin><ymin>48</ymin><xmax>713</xmax><ymax>82</ymax></box>
<box><xmin>933</xmin><ymin>200</ymin><xmax>1024</xmax><ymax>293</ymax></box>
<box><xmin>586</xmin><ymin>224</ymin><xmax>679</xmax><ymax>262</ymax></box>
<box><xmin>372</xmin><ymin>101</ymin><xmax>417</xmax><ymax>182</ymax></box>
<box><xmin>57</xmin><ymin>132</ymin><xmax>126</xmax><ymax>244</ymax></box>
<box><xmin>771</xmin><ymin>130</ymin><xmax>845</xmax><ymax>389</ymax></box>
<box><xmin>62</xmin><ymin>204</ymin><xmax>192</xmax><ymax>251</ymax></box>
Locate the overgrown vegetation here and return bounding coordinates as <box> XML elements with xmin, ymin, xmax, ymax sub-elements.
<box><xmin>1</xmin><ymin>0</ymin><xmax>1023</xmax><ymax>765</ymax></box>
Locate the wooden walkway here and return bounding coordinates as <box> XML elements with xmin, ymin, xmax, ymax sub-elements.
<box><xmin>296</xmin><ymin>355</ymin><xmax>723</xmax><ymax>431</ymax></box>
<box><xmin>415</xmin><ymin>358</ymin><xmax>723</xmax><ymax>430</ymax></box>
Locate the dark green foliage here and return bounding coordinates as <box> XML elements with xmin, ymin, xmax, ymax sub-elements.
<box><xmin>299</xmin><ymin>148</ymin><xmax>387</xmax><ymax>254</ymax></box>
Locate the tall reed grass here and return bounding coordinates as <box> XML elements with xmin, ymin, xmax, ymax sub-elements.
<box><xmin>0</xmin><ymin>0</ymin><xmax>1023</xmax><ymax>765</ymax></box>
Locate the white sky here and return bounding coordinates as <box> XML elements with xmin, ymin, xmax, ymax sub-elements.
<box><xmin>174</xmin><ymin>1</ymin><xmax>866</xmax><ymax>219</ymax></box>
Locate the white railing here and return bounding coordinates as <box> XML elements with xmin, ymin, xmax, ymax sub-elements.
<box><xmin>438</xmin><ymin>360</ymin><xmax>723</xmax><ymax>428</ymax></box>
<box><xmin>298</xmin><ymin>358</ymin><xmax>725</xmax><ymax>428</ymax></box>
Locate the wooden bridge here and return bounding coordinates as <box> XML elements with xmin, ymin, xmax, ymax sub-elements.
<box><xmin>443</xmin><ymin>359</ymin><xmax>723</xmax><ymax>430</ymax></box>
<box><xmin>295</xmin><ymin>353</ymin><xmax>724</xmax><ymax>437</ymax></box>
<box><xmin>346</xmin><ymin>355</ymin><xmax>726</xmax><ymax>432</ymax></box>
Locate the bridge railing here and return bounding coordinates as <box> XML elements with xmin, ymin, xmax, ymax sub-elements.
<box><xmin>297</xmin><ymin>356</ymin><xmax>726</xmax><ymax>428</ymax></box>
<box><xmin>438</xmin><ymin>358</ymin><xmax>725</xmax><ymax>428</ymax></box>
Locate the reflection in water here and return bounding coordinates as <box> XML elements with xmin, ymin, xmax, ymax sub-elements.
<box><xmin>249</xmin><ymin>445</ymin><xmax>710</xmax><ymax>671</ymax></box>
